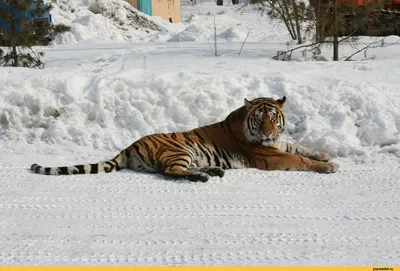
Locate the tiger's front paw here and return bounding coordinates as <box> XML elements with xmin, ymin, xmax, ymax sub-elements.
<box><xmin>187</xmin><ymin>172</ymin><xmax>210</xmax><ymax>182</ymax></box>
<box><xmin>312</xmin><ymin>152</ymin><xmax>332</xmax><ymax>162</ymax></box>
<box><xmin>204</xmin><ymin>167</ymin><xmax>225</xmax><ymax>178</ymax></box>
<box><xmin>317</xmin><ymin>162</ymin><xmax>339</xmax><ymax>174</ymax></box>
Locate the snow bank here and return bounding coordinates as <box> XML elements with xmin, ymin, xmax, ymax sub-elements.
<box><xmin>180</xmin><ymin>2</ymin><xmax>290</xmax><ymax>43</ymax></box>
<box><xmin>48</xmin><ymin>0</ymin><xmax>292</xmax><ymax>44</ymax></box>
<box><xmin>217</xmin><ymin>27</ymin><xmax>247</xmax><ymax>41</ymax></box>
<box><xmin>50</xmin><ymin>0</ymin><xmax>263</xmax><ymax>44</ymax></box>
<box><xmin>51</xmin><ymin>0</ymin><xmax>164</xmax><ymax>44</ymax></box>
<box><xmin>1</xmin><ymin>1</ymin><xmax>399</xmax><ymax>162</ymax></box>
<box><xmin>50</xmin><ymin>0</ymin><xmax>273</xmax><ymax>44</ymax></box>
<box><xmin>1</xmin><ymin>44</ymin><xmax>399</xmax><ymax>161</ymax></box>
<box><xmin>168</xmin><ymin>25</ymin><xmax>212</xmax><ymax>42</ymax></box>
<box><xmin>168</xmin><ymin>25</ymin><xmax>247</xmax><ymax>43</ymax></box>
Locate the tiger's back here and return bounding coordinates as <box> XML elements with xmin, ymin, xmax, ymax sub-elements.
<box><xmin>127</xmin><ymin>120</ymin><xmax>251</xmax><ymax>172</ymax></box>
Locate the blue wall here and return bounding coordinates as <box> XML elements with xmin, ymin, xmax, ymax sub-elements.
<box><xmin>137</xmin><ymin>0</ymin><xmax>152</xmax><ymax>16</ymax></box>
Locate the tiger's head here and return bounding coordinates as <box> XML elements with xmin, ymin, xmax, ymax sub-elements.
<box><xmin>243</xmin><ymin>96</ymin><xmax>286</xmax><ymax>145</ymax></box>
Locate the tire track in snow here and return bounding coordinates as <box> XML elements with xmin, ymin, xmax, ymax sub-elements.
<box><xmin>1</xmin><ymin>161</ymin><xmax>400</xmax><ymax>265</ymax></box>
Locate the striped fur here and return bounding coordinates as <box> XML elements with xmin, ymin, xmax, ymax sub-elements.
<box><xmin>31</xmin><ymin>96</ymin><xmax>339</xmax><ymax>182</ymax></box>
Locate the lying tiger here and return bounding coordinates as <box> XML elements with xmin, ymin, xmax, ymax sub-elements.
<box><xmin>31</xmin><ymin>96</ymin><xmax>339</xmax><ymax>182</ymax></box>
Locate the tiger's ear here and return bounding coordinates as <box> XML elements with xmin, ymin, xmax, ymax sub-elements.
<box><xmin>276</xmin><ymin>96</ymin><xmax>286</xmax><ymax>108</ymax></box>
<box><xmin>244</xmin><ymin>98</ymin><xmax>252</xmax><ymax>109</ymax></box>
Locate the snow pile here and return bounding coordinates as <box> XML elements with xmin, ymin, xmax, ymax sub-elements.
<box><xmin>168</xmin><ymin>24</ymin><xmax>212</xmax><ymax>42</ymax></box>
<box><xmin>88</xmin><ymin>0</ymin><xmax>162</xmax><ymax>31</ymax></box>
<box><xmin>180</xmin><ymin>2</ymin><xmax>290</xmax><ymax>43</ymax></box>
<box><xmin>217</xmin><ymin>27</ymin><xmax>247</xmax><ymax>41</ymax></box>
<box><xmin>1</xmin><ymin>44</ymin><xmax>400</xmax><ymax>161</ymax></box>
<box><xmin>167</xmin><ymin>24</ymin><xmax>247</xmax><ymax>43</ymax></box>
<box><xmin>51</xmin><ymin>0</ymin><xmax>164</xmax><ymax>44</ymax></box>
<box><xmin>48</xmin><ymin>0</ymin><xmax>290</xmax><ymax>44</ymax></box>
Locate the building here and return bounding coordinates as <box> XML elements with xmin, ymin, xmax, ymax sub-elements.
<box><xmin>126</xmin><ymin>0</ymin><xmax>181</xmax><ymax>23</ymax></box>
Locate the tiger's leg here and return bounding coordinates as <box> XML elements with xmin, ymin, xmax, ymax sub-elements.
<box><xmin>276</xmin><ymin>140</ymin><xmax>331</xmax><ymax>162</ymax></box>
<box><xmin>255</xmin><ymin>149</ymin><xmax>339</xmax><ymax>173</ymax></box>
<box><xmin>164</xmin><ymin>166</ymin><xmax>225</xmax><ymax>182</ymax></box>
<box><xmin>161</xmin><ymin>155</ymin><xmax>211</xmax><ymax>182</ymax></box>
<box><xmin>164</xmin><ymin>165</ymin><xmax>211</xmax><ymax>182</ymax></box>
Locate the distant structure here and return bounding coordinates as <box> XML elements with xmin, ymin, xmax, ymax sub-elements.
<box><xmin>126</xmin><ymin>0</ymin><xmax>181</xmax><ymax>23</ymax></box>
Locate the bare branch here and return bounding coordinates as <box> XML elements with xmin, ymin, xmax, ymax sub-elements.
<box><xmin>214</xmin><ymin>16</ymin><xmax>217</xmax><ymax>57</ymax></box>
<box><xmin>273</xmin><ymin>40</ymin><xmax>329</xmax><ymax>60</ymax></box>
<box><xmin>344</xmin><ymin>38</ymin><xmax>399</xmax><ymax>61</ymax></box>
<box><xmin>239</xmin><ymin>29</ymin><xmax>251</xmax><ymax>56</ymax></box>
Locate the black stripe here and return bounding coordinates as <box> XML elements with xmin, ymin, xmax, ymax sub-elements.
<box><xmin>182</xmin><ymin>132</ymin><xmax>196</xmax><ymax>148</ymax></box>
<box><xmin>133</xmin><ymin>144</ymin><xmax>146</xmax><ymax>162</ymax></box>
<box><xmin>45</xmin><ymin>167</ymin><xmax>51</xmax><ymax>175</ymax></box>
<box><xmin>111</xmin><ymin>159</ymin><xmax>121</xmax><ymax>171</ymax></box>
<box><xmin>105</xmin><ymin>162</ymin><xmax>114</xmax><ymax>172</ymax></box>
<box><xmin>212</xmin><ymin>151</ymin><xmax>221</xmax><ymax>167</ymax></box>
<box><xmin>221</xmin><ymin>150</ymin><xmax>232</xmax><ymax>169</ymax></box>
<box><xmin>124</xmin><ymin>149</ymin><xmax>131</xmax><ymax>160</ymax></box>
<box><xmin>166</xmin><ymin>158</ymin><xmax>190</xmax><ymax>166</ymax></box>
<box><xmin>163</xmin><ymin>153</ymin><xmax>188</xmax><ymax>159</ymax></box>
<box><xmin>212</xmin><ymin>141</ymin><xmax>222</xmax><ymax>157</ymax></box>
<box><xmin>197</xmin><ymin>144</ymin><xmax>212</xmax><ymax>166</ymax></box>
<box><xmin>59</xmin><ymin>167</ymin><xmax>69</xmax><ymax>175</ymax></box>
<box><xmin>193</xmin><ymin>131</ymin><xmax>206</xmax><ymax>144</ymax></box>
<box><xmin>90</xmin><ymin>164</ymin><xmax>98</xmax><ymax>174</ymax></box>
<box><xmin>223</xmin><ymin>148</ymin><xmax>234</xmax><ymax>160</ymax></box>
<box><xmin>247</xmin><ymin>116</ymin><xmax>253</xmax><ymax>132</ymax></box>
<box><xmin>146</xmin><ymin>136</ymin><xmax>160</xmax><ymax>149</ymax></box>
<box><xmin>228</xmin><ymin>111</ymin><xmax>237</xmax><ymax>122</ymax></box>
<box><xmin>164</xmin><ymin>139</ymin><xmax>187</xmax><ymax>151</ymax></box>
<box><xmin>76</xmin><ymin>165</ymin><xmax>86</xmax><ymax>174</ymax></box>
<box><xmin>33</xmin><ymin>165</ymin><xmax>41</xmax><ymax>173</ymax></box>
<box><xmin>156</xmin><ymin>134</ymin><xmax>188</xmax><ymax>151</ymax></box>
<box><xmin>141</xmin><ymin>141</ymin><xmax>156</xmax><ymax>165</ymax></box>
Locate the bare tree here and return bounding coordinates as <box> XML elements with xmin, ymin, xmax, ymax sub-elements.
<box><xmin>252</xmin><ymin>0</ymin><xmax>400</xmax><ymax>61</ymax></box>
<box><xmin>250</xmin><ymin>0</ymin><xmax>307</xmax><ymax>44</ymax></box>
<box><xmin>208</xmin><ymin>16</ymin><xmax>219</xmax><ymax>56</ymax></box>
<box><xmin>310</xmin><ymin>0</ymin><xmax>399</xmax><ymax>60</ymax></box>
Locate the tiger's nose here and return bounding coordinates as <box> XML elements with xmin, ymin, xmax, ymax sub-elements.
<box><xmin>263</xmin><ymin>132</ymin><xmax>272</xmax><ymax>138</ymax></box>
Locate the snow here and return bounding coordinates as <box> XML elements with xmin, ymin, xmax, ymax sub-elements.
<box><xmin>217</xmin><ymin>27</ymin><xmax>248</xmax><ymax>41</ymax></box>
<box><xmin>2</xmin><ymin>42</ymin><xmax>399</xmax><ymax>158</ymax></box>
<box><xmin>1</xmin><ymin>0</ymin><xmax>400</xmax><ymax>266</ymax></box>
<box><xmin>51</xmin><ymin>0</ymin><xmax>167</xmax><ymax>44</ymax></box>
<box><xmin>168</xmin><ymin>24</ymin><xmax>212</xmax><ymax>42</ymax></box>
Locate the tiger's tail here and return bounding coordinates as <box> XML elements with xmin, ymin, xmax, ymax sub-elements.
<box><xmin>30</xmin><ymin>149</ymin><xmax>130</xmax><ymax>175</ymax></box>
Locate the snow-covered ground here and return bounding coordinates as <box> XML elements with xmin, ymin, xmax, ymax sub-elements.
<box><xmin>0</xmin><ymin>0</ymin><xmax>400</xmax><ymax>266</ymax></box>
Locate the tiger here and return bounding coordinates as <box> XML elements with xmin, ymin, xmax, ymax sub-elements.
<box><xmin>31</xmin><ymin>96</ymin><xmax>339</xmax><ymax>182</ymax></box>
